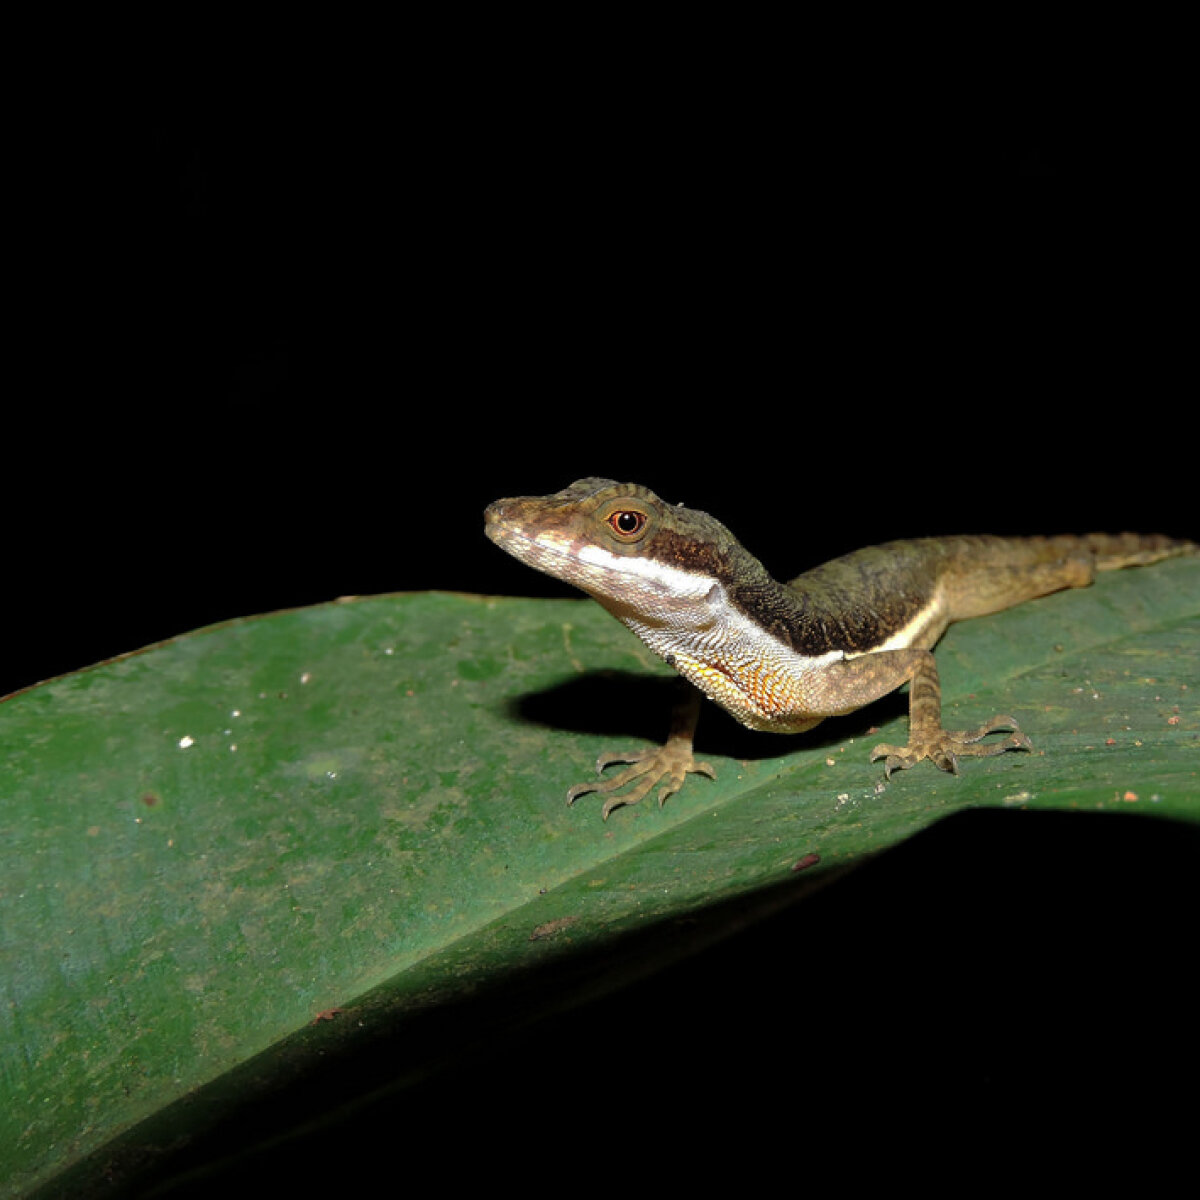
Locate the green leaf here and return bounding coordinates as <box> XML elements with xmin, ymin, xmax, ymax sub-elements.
<box><xmin>3</xmin><ymin>558</ymin><xmax>1198</xmax><ymax>1194</ymax></box>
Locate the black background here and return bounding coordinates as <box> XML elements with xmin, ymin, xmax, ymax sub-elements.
<box><xmin>5</xmin><ymin>75</ymin><xmax>1193</xmax><ymax>698</ymax></box>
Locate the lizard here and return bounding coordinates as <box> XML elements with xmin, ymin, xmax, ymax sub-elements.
<box><xmin>485</xmin><ymin>478</ymin><xmax>1197</xmax><ymax>819</ymax></box>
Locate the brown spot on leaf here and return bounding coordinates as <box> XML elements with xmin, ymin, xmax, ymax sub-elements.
<box><xmin>529</xmin><ymin>916</ymin><xmax>580</xmax><ymax>941</ymax></box>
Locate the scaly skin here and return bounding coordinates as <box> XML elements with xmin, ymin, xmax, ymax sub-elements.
<box><xmin>486</xmin><ymin>479</ymin><xmax>1196</xmax><ymax>817</ymax></box>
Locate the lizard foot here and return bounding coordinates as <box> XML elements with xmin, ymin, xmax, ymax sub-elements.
<box><xmin>870</xmin><ymin>715</ymin><xmax>1033</xmax><ymax>780</ymax></box>
<box><xmin>566</xmin><ymin>744</ymin><xmax>716</xmax><ymax>820</ymax></box>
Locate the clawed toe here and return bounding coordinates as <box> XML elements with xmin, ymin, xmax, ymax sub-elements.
<box><xmin>871</xmin><ymin>715</ymin><xmax>1033</xmax><ymax>780</ymax></box>
<box><xmin>567</xmin><ymin>746</ymin><xmax>716</xmax><ymax>819</ymax></box>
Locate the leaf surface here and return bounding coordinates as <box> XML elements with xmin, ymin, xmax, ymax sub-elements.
<box><xmin>2</xmin><ymin>558</ymin><xmax>1197</xmax><ymax>1193</ymax></box>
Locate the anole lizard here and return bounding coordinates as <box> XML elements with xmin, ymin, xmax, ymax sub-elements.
<box><xmin>485</xmin><ymin>478</ymin><xmax>1196</xmax><ymax>819</ymax></box>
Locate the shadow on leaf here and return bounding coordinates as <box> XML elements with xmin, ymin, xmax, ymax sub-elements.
<box><xmin>508</xmin><ymin>668</ymin><xmax>907</xmax><ymax>762</ymax></box>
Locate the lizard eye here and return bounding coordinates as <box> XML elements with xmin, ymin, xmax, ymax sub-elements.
<box><xmin>606</xmin><ymin>509</ymin><xmax>648</xmax><ymax>539</ymax></box>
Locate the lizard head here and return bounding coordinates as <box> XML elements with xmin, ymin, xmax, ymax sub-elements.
<box><xmin>486</xmin><ymin>479</ymin><xmax>828</xmax><ymax>730</ymax></box>
<box><xmin>484</xmin><ymin>478</ymin><xmax>765</xmax><ymax>628</ymax></box>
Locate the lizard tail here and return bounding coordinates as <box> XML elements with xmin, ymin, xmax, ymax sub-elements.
<box><xmin>1074</xmin><ymin>532</ymin><xmax>1199</xmax><ymax>571</ymax></box>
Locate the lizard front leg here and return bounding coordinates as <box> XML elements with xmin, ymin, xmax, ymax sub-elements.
<box><xmin>567</xmin><ymin>682</ymin><xmax>715</xmax><ymax>820</ymax></box>
<box><xmin>805</xmin><ymin>650</ymin><xmax>1032</xmax><ymax>779</ymax></box>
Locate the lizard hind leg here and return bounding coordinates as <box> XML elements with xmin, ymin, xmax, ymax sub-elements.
<box><xmin>868</xmin><ymin>650</ymin><xmax>1033</xmax><ymax>779</ymax></box>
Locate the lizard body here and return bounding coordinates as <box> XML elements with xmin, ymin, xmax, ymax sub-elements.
<box><xmin>485</xmin><ymin>478</ymin><xmax>1196</xmax><ymax>818</ymax></box>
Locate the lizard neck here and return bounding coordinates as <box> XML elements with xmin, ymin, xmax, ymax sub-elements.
<box><xmin>602</xmin><ymin>572</ymin><xmax>838</xmax><ymax>733</ymax></box>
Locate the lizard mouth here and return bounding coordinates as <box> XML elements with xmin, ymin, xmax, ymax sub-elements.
<box><xmin>485</xmin><ymin>502</ymin><xmax>719</xmax><ymax>613</ymax></box>
<box><xmin>484</xmin><ymin>515</ymin><xmax>598</xmax><ymax>587</ymax></box>
<box><xmin>485</xmin><ymin>517</ymin><xmax>696</xmax><ymax>612</ymax></box>
<box><xmin>484</xmin><ymin>515</ymin><xmax>564</xmax><ymax>562</ymax></box>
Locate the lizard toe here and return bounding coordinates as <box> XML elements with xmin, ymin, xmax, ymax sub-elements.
<box><xmin>568</xmin><ymin>745</ymin><xmax>716</xmax><ymax>819</ymax></box>
<box><xmin>872</xmin><ymin>718</ymin><xmax>1034</xmax><ymax>780</ymax></box>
